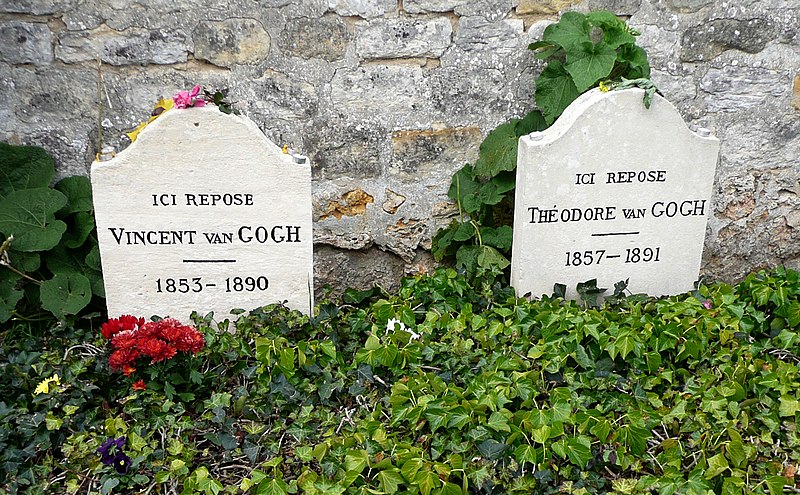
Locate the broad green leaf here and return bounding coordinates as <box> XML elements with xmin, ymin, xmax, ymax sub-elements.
<box><xmin>585</xmin><ymin>11</ymin><xmax>636</xmax><ymax>48</ymax></box>
<box><xmin>0</xmin><ymin>273</ymin><xmax>23</xmax><ymax>323</ymax></box>
<box><xmin>39</xmin><ymin>273</ymin><xmax>92</xmax><ymax>319</ymax></box>
<box><xmin>61</xmin><ymin>211</ymin><xmax>95</xmax><ymax>249</ymax></box>
<box><xmin>617</xmin><ymin>44</ymin><xmax>651</xmax><ymax>78</ymax></box>
<box><xmin>401</xmin><ymin>458</ymin><xmax>424</xmax><ymax>482</ymax></box>
<box><xmin>566</xmin><ymin>436</ymin><xmax>592</xmax><ymax>468</ymax></box>
<box><xmin>477</xmin><ymin>245</ymin><xmax>510</xmax><ymax>271</ymax></box>
<box><xmin>257</xmin><ymin>478</ymin><xmax>288</xmax><ymax>495</ymax></box>
<box><xmin>376</xmin><ymin>469</ymin><xmax>404</xmax><ymax>494</ymax></box>
<box><xmin>438</xmin><ymin>481</ymin><xmax>462</xmax><ymax>495</ymax></box>
<box><xmin>565</xmin><ymin>41</ymin><xmax>617</xmax><ymax>92</ymax></box>
<box><xmin>590</xmin><ymin>419</ymin><xmax>611</xmax><ymax>443</ymax></box>
<box><xmin>487</xmin><ymin>411</ymin><xmax>511</xmax><ymax>433</ymax></box>
<box><xmin>779</xmin><ymin>396</ymin><xmax>799</xmax><ymax>417</ymax></box>
<box><xmin>704</xmin><ymin>453</ymin><xmax>729</xmax><ymax>479</ymax></box>
<box><xmin>535</xmin><ymin>61</ymin><xmax>580</xmax><ymax>124</ymax></box>
<box><xmin>477</xmin><ymin>439</ymin><xmax>507</xmax><ymax>460</ymax></box>
<box><xmin>542</xmin><ymin>11</ymin><xmax>590</xmax><ymax>50</ymax></box>
<box><xmin>0</xmin><ymin>143</ymin><xmax>55</xmax><ymax>199</ymax></box>
<box><xmin>0</xmin><ymin>188</ymin><xmax>67</xmax><ymax>251</ymax></box>
<box><xmin>516</xmin><ymin>110</ymin><xmax>549</xmax><ymax>136</ymax></box>
<box><xmin>85</xmin><ymin>245</ymin><xmax>102</xmax><ymax>271</ymax></box>
<box><xmin>765</xmin><ymin>475</ymin><xmax>787</xmax><ymax>495</ymax></box>
<box><xmin>726</xmin><ymin>438</ymin><xmax>746</xmax><ymax>468</ymax></box>
<box><xmin>54</xmin><ymin>175</ymin><xmax>93</xmax><ymax>214</ymax></box>
<box><xmin>415</xmin><ymin>470</ymin><xmax>440</xmax><ymax>495</ymax></box>
<box><xmin>489</xmin><ymin>170</ymin><xmax>516</xmax><ymax>194</ymax></box>
<box><xmin>514</xmin><ymin>444</ymin><xmax>539</xmax><ymax>463</ymax></box>
<box><xmin>472</xmin><ymin>120</ymin><xmax>520</xmax><ymax>177</ymax></box>
<box><xmin>447</xmin><ymin>165</ymin><xmax>483</xmax><ymax>214</ymax></box>
<box><xmin>8</xmin><ymin>250</ymin><xmax>40</xmax><ymax>272</ymax></box>
<box><xmin>452</xmin><ymin>221</ymin><xmax>476</xmax><ymax>242</ymax></box>
<box><xmin>480</xmin><ymin>226</ymin><xmax>513</xmax><ymax>251</ymax></box>
<box><xmin>345</xmin><ymin>450</ymin><xmax>369</xmax><ymax>473</ymax></box>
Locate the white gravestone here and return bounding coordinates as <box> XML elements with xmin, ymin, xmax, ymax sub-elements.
<box><xmin>511</xmin><ymin>88</ymin><xmax>719</xmax><ymax>300</ymax></box>
<box><xmin>92</xmin><ymin>106</ymin><xmax>313</xmax><ymax>320</ymax></box>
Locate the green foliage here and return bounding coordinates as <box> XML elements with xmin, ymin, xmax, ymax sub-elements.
<box><xmin>431</xmin><ymin>11</ymin><xmax>652</xmax><ymax>278</ymax></box>
<box><xmin>532</xmin><ymin>11</ymin><xmax>651</xmax><ymax>123</ymax></box>
<box><xmin>3</xmin><ymin>267</ymin><xmax>800</xmax><ymax>494</ymax></box>
<box><xmin>0</xmin><ymin>142</ymin><xmax>104</xmax><ymax>322</ymax></box>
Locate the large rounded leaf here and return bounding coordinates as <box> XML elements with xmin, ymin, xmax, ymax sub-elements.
<box><xmin>54</xmin><ymin>175</ymin><xmax>94</xmax><ymax>214</ymax></box>
<box><xmin>0</xmin><ymin>273</ymin><xmax>24</xmax><ymax>323</ymax></box>
<box><xmin>40</xmin><ymin>272</ymin><xmax>92</xmax><ymax>319</ymax></box>
<box><xmin>0</xmin><ymin>143</ymin><xmax>55</xmax><ymax>200</ymax></box>
<box><xmin>0</xmin><ymin>188</ymin><xmax>67</xmax><ymax>251</ymax></box>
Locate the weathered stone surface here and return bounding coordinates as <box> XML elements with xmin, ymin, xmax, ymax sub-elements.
<box><xmin>664</xmin><ymin>0</ymin><xmax>713</xmax><ymax>13</ymax></box>
<box><xmin>304</xmin><ymin>117</ymin><xmax>388</xmax><ymax>179</ymax></box>
<box><xmin>389</xmin><ymin>127</ymin><xmax>481</xmax><ymax>179</ymax></box>
<box><xmin>318</xmin><ymin>189</ymin><xmax>375</xmax><ymax>220</ymax></box>
<box><xmin>453</xmin><ymin>0</ymin><xmax>513</xmax><ymax>20</ymax></box>
<box><xmin>314</xmin><ymin>245</ymin><xmax>405</xmax><ymax>300</ymax></box>
<box><xmin>454</xmin><ymin>16</ymin><xmax>524</xmax><ymax>53</ymax></box>
<box><xmin>282</xmin><ymin>15</ymin><xmax>349</xmax><ymax>61</ymax></box>
<box><xmin>328</xmin><ymin>0</ymin><xmax>396</xmax><ymax>19</ymax></box>
<box><xmin>403</xmin><ymin>0</ymin><xmax>467</xmax><ymax>14</ymax></box>
<box><xmin>517</xmin><ymin>0</ymin><xmax>579</xmax><ymax>15</ymax></box>
<box><xmin>793</xmin><ymin>74</ymin><xmax>800</xmax><ymax>111</ymax></box>
<box><xmin>356</xmin><ymin>18</ymin><xmax>452</xmax><ymax>60</ymax></box>
<box><xmin>92</xmin><ymin>106</ymin><xmax>314</xmax><ymax>318</ymax></box>
<box><xmin>56</xmin><ymin>27</ymin><xmax>190</xmax><ymax>65</ymax></box>
<box><xmin>193</xmin><ymin>19</ymin><xmax>270</xmax><ymax>67</ymax></box>
<box><xmin>330</xmin><ymin>65</ymin><xmax>433</xmax><ymax>124</ymax></box>
<box><xmin>0</xmin><ymin>0</ymin><xmax>71</xmax><ymax>14</ymax></box>
<box><xmin>700</xmin><ymin>66</ymin><xmax>788</xmax><ymax>112</ymax></box>
<box><xmin>512</xmin><ymin>89</ymin><xmax>719</xmax><ymax>299</ymax></box>
<box><xmin>0</xmin><ymin>22</ymin><xmax>53</xmax><ymax>66</ymax></box>
<box><xmin>682</xmin><ymin>18</ymin><xmax>779</xmax><ymax>61</ymax></box>
<box><xmin>382</xmin><ymin>188</ymin><xmax>406</xmax><ymax>214</ymax></box>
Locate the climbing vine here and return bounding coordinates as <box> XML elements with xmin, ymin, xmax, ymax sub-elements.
<box><xmin>432</xmin><ymin>10</ymin><xmax>653</xmax><ymax>278</ymax></box>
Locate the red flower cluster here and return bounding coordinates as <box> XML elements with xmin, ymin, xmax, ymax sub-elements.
<box><xmin>102</xmin><ymin>316</ymin><xmax>205</xmax><ymax>376</ymax></box>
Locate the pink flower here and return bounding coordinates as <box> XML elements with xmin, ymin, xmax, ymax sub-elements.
<box><xmin>173</xmin><ymin>85</ymin><xmax>205</xmax><ymax>108</ymax></box>
<box><xmin>702</xmin><ymin>300</ymin><xmax>712</xmax><ymax>310</ymax></box>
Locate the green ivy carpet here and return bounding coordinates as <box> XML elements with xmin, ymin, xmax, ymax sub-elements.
<box><xmin>2</xmin><ymin>266</ymin><xmax>800</xmax><ymax>494</ymax></box>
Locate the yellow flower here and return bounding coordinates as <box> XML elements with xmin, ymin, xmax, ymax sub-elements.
<box><xmin>126</xmin><ymin>98</ymin><xmax>175</xmax><ymax>143</ymax></box>
<box><xmin>282</xmin><ymin>144</ymin><xmax>290</xmax><ymax>154</ymax></box>
<box><xmin>34</xmin><ymin>374</ymin><xmax>61</xmax><ymax>396</ymax></box>
<box><xmin>599</xmin><ymin>81</ymin><xmax>610</xmax><ymax>93</ymax></box>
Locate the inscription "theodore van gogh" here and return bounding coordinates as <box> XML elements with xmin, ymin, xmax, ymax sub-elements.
<box><xmin>527</xmin><ymin>200</ymin><xmax>707</xmax><ymax>224</ymax></box>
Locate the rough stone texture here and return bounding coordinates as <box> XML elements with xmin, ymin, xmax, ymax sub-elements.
<box><xmin>328</xmin><ymin>0</ymin><xmax>397</xmax><ymax>19</ymax></box>
<box><xmin>282</xmin><ymin>15</ymin><xmax>349</xmax><ymax>61</ymax></box>
<box><xmin>2</xmin><ymin>0</ymin><xmax>800</xmax><ymax>296</ymax></box>
<box><xmin>0</xmin><ymin>22</ymin><xmax>53</xmax><ymax>66</ymax></box>
<box><xmin>56</xmin><ymin>27</ymin><xmax>191</xmax><ymax>65</ymax></box>
<box><xmin>517</xmin><ymin>0</ymin><xmax>580</xmax><ymax>15</ymax></box>
<box><xmin>193</xmin><ymin>19</ymin><xmax>270</xmax><ymax>67</ymax></box>
<box><xmin>356</xmin><ymin>18</ymin><xmax>453</xmax><ymax>60</ymax></box>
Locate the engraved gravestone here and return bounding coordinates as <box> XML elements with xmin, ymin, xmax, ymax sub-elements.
<box><xmin>511</xmin><ymin>88</ymin><xmax>719</xmax><ymax>299</ymax></box>
<box><xmin>92</xmin><ymin>106</ymin><xmax>313</xmax><ymax>320</ymax></box>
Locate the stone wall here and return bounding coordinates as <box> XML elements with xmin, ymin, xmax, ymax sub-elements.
<box><xmin>1</xmin><ymin>0</ymin><xmax>798</xmax><ymax>297</ymax></box>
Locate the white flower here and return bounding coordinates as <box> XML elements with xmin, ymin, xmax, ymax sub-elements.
<box><xmin>386</xmin><ymin>318</ymin><xmax>420</xmax><ymax>340</ymax></box>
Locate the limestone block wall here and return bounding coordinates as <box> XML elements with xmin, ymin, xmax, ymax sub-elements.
<box><xmin>1</xmin><ymin>0</ymin><xmax>798</xmax><ymax>296</ymax></box>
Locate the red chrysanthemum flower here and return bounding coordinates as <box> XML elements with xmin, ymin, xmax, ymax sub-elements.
<box><xmin>132</xmin><ymin>380</ymin><xmax>147</xmax><ymax>391</ymax></box>
<box><xmin>102</xmin><ymin>315</ymin><xmax>144</xmax><ymax>339</ymax></box>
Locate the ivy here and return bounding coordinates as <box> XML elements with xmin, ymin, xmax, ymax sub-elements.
<box><xmin>0</xmin><ymin>142</ymin><xmax>104</xmax><ymax>322</ymax></box>
<box><xmin>432</xmin><ymin>10</ymin><xmax>653</xmax><ymax>279</ymax></box>
<box><xmin>3</xmin><ymin>267</ymin><xmax>800</xmax><ymax>493</ymax></box>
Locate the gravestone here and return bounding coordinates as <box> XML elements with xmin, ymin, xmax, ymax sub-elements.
<box><xmin>92</xmin><ymin>106</ymin><xmax>313</xmax><ymax>320</ymax></box>
<box><xmin>511</xmin><ymin>88</ymin><xmax>719</xmax><ymax>300</ymax></box>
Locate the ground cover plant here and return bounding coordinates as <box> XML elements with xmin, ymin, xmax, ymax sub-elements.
<box><xmin>2</xmin><ymin>266</ymin><xmax>800</xmax><ymax>495</ymax></box>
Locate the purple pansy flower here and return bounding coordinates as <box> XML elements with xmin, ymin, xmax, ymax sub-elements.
<box><xmin>97</xmin><ymin>436</ymin><xmax>131</xmax><ymax>474</ymax></box>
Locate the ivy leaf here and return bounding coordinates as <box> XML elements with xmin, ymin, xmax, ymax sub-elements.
<box><xmin>586</xmin><ymin>11</ymin><xmax>636</xmax><ymax>48</ymax></box>
<box><xmin>39</xmin><ymin>272</ymin><xmax>92</xmax><ymax>319</ymax></box>
<box><xmin>765</xmin><ymin>476</ymin><xmax>787</xmax><ymax>495</ymax></box>
<box><xmin>376</xmin><ymin>469</ymin><xmax>404</xmax><ymax>494</ymax></box>
<box><xmin>542</xmin><ymin>11</ymin><xmax>590</xmax><ymax>50</ymax></box>
<box><xmin>477</xmin><ymin>439</ymin><xmax>507</xmax><ymax>460</ymax></box>
<box><xmin>487</xmin><ymin>411</ymin><xmax>511</xmax><ymax>433</ymax></box>
<box><xmin>565</xmin><ymin>41</ymin><xmax>617</xmax><ymax>92</ymax></box>
<box><xmin>704</xmin><ymin>453</ymin><xmax>729</xmax><ymax>479</ymax></box>
<box><xmin>257</xmin><ymin>478</ymin><xmax>288</xmax><ymax>495</ymax></box>
<box><xmin>416</xmin><ymin>470</ymin><xmax>441</xmax><ymax>495</ymax></box>
<box><xmin>566</xmin><ymin>436</ymin><xmax>592</xmax><ymax>469</ymax></box>
<box><xmin>0</xmin><ymin>143</ymin><xmax>55</xmax><ymax>200</ymax></box>
<box><xmin>54</xmin><ymin>176</ymin><xmax>93</xmax><ymax>215</ymax></box>
<box><xmin>439</xmin><ymin>481</ymin><xmax>462</xmax><ymax>495</ymax></box>
<box><xmin>345</xmin><ymin>450</ymin><xmax>369</xmax><ymax>473</ymax></box>
<box><xmin>0</xmin><ymin>188</ymin><xmax>67</xmax><ymax>252</ymax></box>
<box><xmin>535</xmin><ymin>61</ymin><xmax>580</xmax><ymax>124</ymax></box>
<box><xmin>778</xmin><ymin>396</ymin><xmax>800</xmax><ymax>417</ymax></box>
<box><xmin>726</xmin><ymin>437</ymin><xmax>746</xmax><ymax>468</ymax></box>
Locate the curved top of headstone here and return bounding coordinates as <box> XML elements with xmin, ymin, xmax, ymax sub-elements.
<box><xmin>525</xmin><ymin>88</ymin><xmax>717</xmax><ymax>147</ymax></box>
<box><xmin>100</xmin><ymin>105</ymin><xmax>297</xmax><ymax>171</ymax></box>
